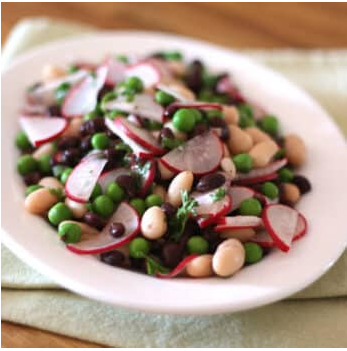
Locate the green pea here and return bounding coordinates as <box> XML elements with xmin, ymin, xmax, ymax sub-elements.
<box><xmin>67</xmin><ymin>65</ymin><xmax>79</xmax><ymax>73</ymax></box>
<box><xmin>15</xmin><ymin>131</ymin><xmax>31</xmax><ymax>150</ymax></box>
<box><xmin>155</xmin><ymin>90</ymin><xmax>175</xmax><ymax>106</ymax></box>
<box><xmin>239</xmin><ymin>114</ymin><xmax>256</xmax><ymax>128</ymax></box>
<box><xmin>38</xmin><ymin>154</ymin><xmax>52</xmax><ymax>175</ymax></box>
<box><xmin>48</xmin><ymin>202</ymin><xmax>72</xmax><ymax>226</ymax></box>
<box><xmin>92</xmin><ymin>195</ymin><xmax>114</xmax><ymax>218</ymax></box>
<box><xmin>162</xmin><ymin>51</ymin><xmax>183</xmax><ymax>61</ymax></box>
<box><xmin>172</xmin><ymin>108</ymin><xmax>196</xmax><ymax>132</ymax></box>
<box><xmin>52</xmin><ymin>165</ymin><xmax>67</xmax><ymax>178</ymax></box>
<box><xmin>58</xmin><ymin>222</ymin><xmax>82</xmax><ymax>244</ymax></box>
<box><xmin>105</xmin><ymin>110</ymin><xmax>124</xmax><ymax>119</ymax></box>
<box><xmin>261</xmin><ymin>182</ymin><xmax>279</xmax><ymax>199</ymax></box>
<box><xmin>85</xmin><ymin>202</ymin><xmax>93</xmax><ymax>211</ymax></box>
<box><xmin>90</xmin><ymin>183</ymin><xmax>103</xmax><ymax>200</ymax></box>
<box><xmin>17</xmin><ymin>155</ymin><xmax>38</xmax><ymax>175</ymax></box>
<box><xmin>115</xmin><ymin>142</ymin><xmax>132</xmax><ymax>154</ymax></box>
<box><xmin>278</xmin><ymin>167</ymin><xmax>294</xmax><ymax>183</ymax></box>
<box><xmin>259</xmin><ymin>115</ymin><xmax>279</xmax><ymax>136</ymax></box>
<box><xmin>145</xmin><ymin>194</ymin><xmax>163</xmax><ymax>208</ymax></box>
<box><xmin>244</xmin><ymin>242</ymin><xmax>263</xmax><ymax>264</ymax></box>
<box><xmin>187</xmin><ymin>236</ymin><xmax>209</xmax><ymax>255</ymax></box>
<box><xmin>211</xmin><ymin>95</ymin><xmax>229</xmax><ymax>104</ymax></box>
<box><xmin>91</xmin><ymin>132</ymin><xmax>110</xmax><ymax>150</ymax></box>
<box><xmin>101</xmin><ymin>91</ymin><xmax>117</xmax><ymax>110</ymax></box>
<box><xmin>143</xmin><ymin>119</ymin><xmax>163</xmax><ymax>131</ymax></box>
<box><xmin>129</xmin><ymin>237</ymin><xmax>150</xmax><ymax>258</ymax></box>
<box><xmin>232</xmin><ymin>153</ymin><xmax>253</xmax><ymax>173</ymax></box>
<box><xmin>116</xmin><ymin>54</ymin><xmax>128</xmax><ymax>63</ymax></box>
<box><xmin>190</xmin><ymin>109</ymin><xmax>203</xmax><ymax>124</ymax></box>
<box><xmin>130</xmin><ymin>198</ymin><xmax>146</xmax><ymax>216</ymax></box>
<box><xmin>83</xmin><ymin>110</ymin><xmax>99</xmax><ymax>121</ymax></box>
<box><xmin>106</xmin><ymin>182</ymin><xmax>124</xmax><ymax>202</ymax></box>
<box><xmin>206</xmin><ymin>110</ymin><xmax>224</xmax><ymax>120</ymax></box>
<box><xmin>55</xmin><ymin>82</ymin><xmax>71</xmax><ymax>105</ymax></box>
<box><xmin>238</xmin><ymin>104</ymin><xmax>255</xmax><ymax>129</ymax></box>
<box><xmin>161</xmin><ymin>137</ymin><xmax>183</xmax><ymax>150</ymax></box>
<box><xmin>202</xmin><ymin>73</ymin><xmax>219</xmax><ymax>89</ymax></box>
<box><xmin>198</xmin><ymin>89</ymin><xmax>214</xmax><ymax>102</ymax></box>
<box><xmin>274</xmin><ymin>148</ymin><xmax>286</xmax><ymax>160</ymax></box>
<box><xmin>60</xmin><ymin>168</ymin><xmax>72</xmax><ymax>184</ymax></box>
<box><xmin>25</xmin><ymin>184</ymin><xmax>43</xmax><ymax>196</ymax></box>
<box><xmin>125</xmin><ymin>76</ymin><xmax>144</xmax><ymax>93</ymax></box>
<box><xmin>239</xmin><ymin>198</ymin><xmax>262</xmax><ymax>217</ymax></box>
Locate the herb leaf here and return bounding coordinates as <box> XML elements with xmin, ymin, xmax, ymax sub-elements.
<box><xmin>145</xmin><ymin>256</ymin><xmax>170</xmax><ymax>275</ymax></box>
<box><xmin>210</xmin><ymin>187</ymin><xmax>226</xmax><ymax>202</ymax></box>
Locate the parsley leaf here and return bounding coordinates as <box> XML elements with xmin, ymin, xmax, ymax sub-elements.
<box><xmin>145</xmin><ymin>256</ymin><xmax>170</xmax><ymax>275</ymax></box>
<box><xmin>210</xmin><ymin>187</ymin><xmax>226</xmax><ymax>202</ymax></box>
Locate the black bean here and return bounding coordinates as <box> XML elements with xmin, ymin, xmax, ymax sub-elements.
<box><xmin>159</xmin><ymin>127</ymin><xmax>174</xmax><ymax>142</ymax></box>
<box><xmin>106</xmin><ymin>129</ymin><xmax>118</xmax><ymax>140</ymax></box>
<box><xmin>209</xmin><ymin>238</ymin><xmax>224</xmax><ymax>254</ymax></box>
<box><xmin>116</xmin><ymin>174</ymin><xmax>137</xmax><ymax>197</ymax></box>
<box><xmin>161</xmin><ymin>202</ymin><xmax>177</xmax><ymax>218</ymax></box>
<box><xmin>61</xmin><ymin>148</ymin><xmax>81</xmax><ymax>167</ymax></box>
<box><xmin>186</xmin><ymin>60</ymin><xmax>203</xmax><ymax>93</ymax></box>
<box><xmin>129</xmin><ymin>257</ymin><xmax>146</xmax><ymax>272</ymax></box>
<box><xmin>57</xmin><ymin>136</ymin><xmax>80</xmax><ymax>150</ymax></box>
<box><xmin>196</xmin><ymin>173</ymin><xmax>226</xmax><ymax>192</ymax></box>
<box><xmin>191</xmin><ymin>123</ymin><xmax>208</xmax><ymax>137</ymax></box>
<box><xmin>100</xmin><ymin>250</ymin><xmax>125</xmax><ymax>266</ymax></box>
<box><xmin>83</xmin><ymin>212</ymin><xmax>106</xmax><ymax>230</ymax></box>
<box><xmin>292</xmin><ymin>175</ymin><xmax>312</xmax><ymax>195</ymax></box>
<box><xmin>109</xmin><ymin>222</ymin><xmax>125</xmax><ymax>238</ymax></box>
<box><xmin>202</xmin><ymin>226</ymin><xmax>218</xmax><ymax>243</ymax></box>
<box><xmin>90</xmin><ymin>117</ymin><xmax>106</xmax><ymax>132</ymax></box>
<box><xmin>150</xmin><ymin>238</ymin><xmax>166</xmax><ymax>256</ymax></box>
<box><xmin>161</xmin><ymin>242</ymin><xmax>183</xmax><ymax>268</ymax></box>
<box><xmin>80</xmin><ymin>136</ymin><xmax>92</xmax><ymax>152</ymax></box>
<box><xmin>48</xmin><ymin>105</ymin><xmax>61</xmax><ymax>116</ymax></box>
<box><xmin>220</xmin><ymin>126</ymin><xmax>230</xmax><ymax>141</ymax></box>
<box><xmin>97</xmin><ymin>85</ymin><xmax>114</xmax><ymax>101</ymax></box>
<box><xmin>80</xmin><ymin>121</ymin><xmax>93</xmax><ymax>136</ymax></box>
<box><xmin>209</xmin><ymin>116</ymin><xmax>226</xmax><ymax>128</ymax></box>
<box><xmin>103</xmin><ymin>148</ymin><xmax>122</xmax><ymax>163</ymax></box>
<box><xmin>23</xmin><ymin>172</ymin><xmax>41</xmax><ymax>185</ymax></box>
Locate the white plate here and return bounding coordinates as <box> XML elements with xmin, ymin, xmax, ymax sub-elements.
<box><xmin>2</xmin><ymin>31</ymin><xmax>347</xmax><ymax>315</ymax></box>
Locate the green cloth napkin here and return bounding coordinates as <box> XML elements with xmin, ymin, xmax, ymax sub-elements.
<box><xmin>2</xmin><ymin>18</ymin><xmax>347</xmax><ymax>347</ymax></box>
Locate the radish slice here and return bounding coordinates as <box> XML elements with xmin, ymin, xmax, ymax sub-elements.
<box><xmin>254</xmin><ymin>191</ymin><xmax>278</xmax><ymax>206</ymax></box>
<box><xmin>105</xmin><ymin>118</ymin><xmax>154</xmax><ymax>159</ymax></box>
<box><xmin>104</xmin><ymin>56</ymin><xmax>126</xmax><ymax>86</ymax></box>
<box><xmin>215</xmin><ymin>216</ymin><xmax>263</xmax><ymax>231</ymax></box>
<box><xmin>250</xmin><ymin>229</ymin><xmax>275</xmax><ymax>248</ymax></box>
<box><xmin>67</xmin><ymin>202</ymin><xmax>140</xmax><ymax>254</ymax></box>
<box><xmin>127</xmin><ymin>114</ymin><xmax>142</xmax><ymax>127</ymax></box>
<box><xmin>21</xmin><ymin>103</ymin><xmax>48</xmax><ymax>116</ymax></box>
<box><xmin>160</xmin><ymin>131</ymin><xmax>223</xmax><ymax>175</ymax></box>
<box><xmin>234</xmin><ymin>159</ymin><xmax>287</xmax><ymax>184</ymax></box>
<box><xmin>27</xmin><ymin>69</ymin><xmax>89</xmax><ymax>106</ymax></box>
<box><xmin>125</xmin><ymin>61</ymin><xmax>161</xmax><ymax>88</ymax></box>
<box><xmin>228</xmin><ymin>186</ymin><xmax>255</xmax><ymax>212</ymax></box>
<box><xmin>131</xmin><ymin>159</ymin><xmax>156</xmax><ymax>197</ymax></box>
<box><xmin>19</xmin><ymin>116</ymin><xmax>67</xmax><ymax>147</ymax></box>
<box><xmin>262</xmin><ymin>204</ymin><xmax>299</xmax><ymax>252</ymax></box>
<box><xmin>156</xmin><ymin>254</ymin><xmax>198</xmax><ymax>278</ymax></box>
<box><xmin>98</xmin><ymin>167</ymin><xmax>131</xmax><ymax>192</ymax></box>
<box><xmin>164</xmin><ymin>101</ymin><xmax>222</xmax><ymax>118</ymax></box>
<box><xmin>114</xmin><ymin>118</ymin><xmax>165</xmax><ymax>155</ymax></box>
<box><xmin>65</xmin><ymin>154</ymin><xmax>108</xmax><ymax>203</ymax></box>
<box><xmin>156</xmin><ymin>82</ymin><xmax>193</xmax><ymax>102</ymax></box>
<box><xmin>293</xmin><ymin>213</ymin><xmax>308</xmax><ymax>242</ymax></box>
<box><xmin>216</xmin><ymin>76</ymin><xmax>245</xmax><ymax>103</ymax></box>
<box><xmin>62</xmin><ymin>66</ymin><xmax>108</xmax><ymax>118</ymax></box>
<box><xmin>104</xmin><ymin>94</ymin><xmax>164</xmax><ymax>123</ymax></box>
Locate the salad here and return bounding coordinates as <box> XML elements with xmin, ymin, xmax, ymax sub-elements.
<box><xmin>16</xmin><ymin>51</ymin><xmax>311</xmax><ymax>278</ymax></box>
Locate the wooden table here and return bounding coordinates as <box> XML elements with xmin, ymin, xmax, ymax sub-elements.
<box><xmin>1</xmin><ymin>2</ymin><xmax>347</xmax><ymax>348</ymax></box>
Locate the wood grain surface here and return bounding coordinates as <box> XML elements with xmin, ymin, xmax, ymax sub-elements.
<box><xmin>1</xmin><ymin>2</ymin><xmax>347</xmax><ymax>348</ymax></box>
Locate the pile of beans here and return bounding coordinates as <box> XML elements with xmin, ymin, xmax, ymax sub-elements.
<box><xmin>16</xmin><ymin>51</ymin><xmax>311</xmax><ymax>279</ymax></box>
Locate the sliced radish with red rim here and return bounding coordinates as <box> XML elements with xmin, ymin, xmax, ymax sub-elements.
<box><xmin>98</xmin><ymin>167</ymin><xmax>131</xmax><ymax>192</ymax></box>
<box><xmin>27</xmin><ymin>69</ymin><xmax>89</xmax><ymax>106</ymax></box>
<box><xmin>160</xmin><ymin>131</ymin><xmax>223</xmax><ymax>175</ymax></box>
<box><xmin>164</xmin><ymin>101</ymin><xmax>222</xmax><ymax>118</ymax></box>
<box><xmin>67</xmin><ymin>202</ymin><xmax>140</xmax><ymax>254</ymax></box>
<box><xmin>104</xmin><ymin>94</ymin><xmax>164</xmax><ymax>123</ymax></box>
<box><xmin>249</xmin><ymin>229</ymin><xmax>275</xmax><ymax>248</ymax></box>
<box><xmin>262</xmin><ymin>204</ymin><xmax>299</xmax><ymax>252</ymax></box>
<box><xmin>114</xmin><ymin>117</ymin><xmax>165</xmax><ymax>155</ymax></box>
<box><xmin>62</xmin><ymin>65</ymin><xmax>108</xmax><ymax>118</ymax></box>
<box><xmin>215</xmin><ymin>216</ymin><xmax>263</xmax><ymax>231</ymax></box>
<box><xmin>105</xmin><ymin>118</ymin><xmax>154</xmax><ymax>159</ymax></box>
<box><xmin>156</xmin><ymin>254</ymin><xmax>198</xmax><ymax>278</ymax></box>
<box><xmin>234</xmin><ymin>158</ymin><xmax>287</xmax><ymax>184</ymax></box>
<box><xmin>228</xmin><ymin>186</ymin><xmax>255</xmax><ymax>212</ymax></box>
<box><xmin>156</xmin><ymin>82</ymin><xmax>193</xmax><ymax>102</ymax></box>
<box><xmin>21</xmin><ymin>103</ymin><xmax>48</xmax><ymax>116</ymax></box>
<box><xmin>104</xmin><ymin>56</ymin><xmax>126</xmax><ymax>86</ymax></box>
<box><xmin>65</xmin><ymin>153</ymin><xmax>108</xmax><ymax>203</ymax></box>
<box><xmin>131</xmin><ymin>159</ymin><xmax>156</xmax><ymax>197</ymax></box>
<box><xmin>125</xmin><ymin>61</ymin><xmax>162</xmax><ymax>88</ymax></box>
<box><xmin>19</xmin><ymin>116</ymin><xmax>67</xmax><ymax>147</ymax></box>
<box><xmin>293</xmin><ymin>213</ymin><xmax>308</xmax><ymax>242</ymax></box>
<box><xmin>127</xmin><ymin>114</ymin><xmax>142</xmax><ymax>127</ymax></box>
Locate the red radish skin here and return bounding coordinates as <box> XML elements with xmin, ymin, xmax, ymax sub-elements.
<box><xmin>131</xmin><ymin>160</ymin><xmax>156</xmax><ymax>197</ymax></box>
<box><xmin>228</xmin><ymin>186</ymin><xmax>255</xmax><ymax>212</ymax></box>
<box><xmin>62</xmin><ymin>65</ymin><xmax>108</xmax><ymax>118</ymax></box>
<box><xmin>105</xmin><ymin>118</ymin><xmax>154</xmax><ymax>159</ymax></box>
<box><xmin>160</xmin><ymin>131</ymin><xmax>224</xmax><ymax>175</ymax></box>
<box><xmin>67</xmin><ymin>202</ymin><xmax>140</xmax><ymax>254</ymax></box>
<box><xmin>65</xmin><ymin>155</ymin><xmax>108</xmax><ymax>203</ymax></box>
<box><xmin>254</xmin><ymin>191</ymin><xmax>279</xmax><ymax>206</ymax></box>
<box><xmin>104</xmin><ymin>56</ymin><xmax>126</xmax><ymax>86</ymax></box>
<box><xmin>114</xmin><ymin>118</ymin><xmax>165</xmax><ymax>155</ymax></box>
<box><xmin>156</xmin><ymin>254</ymin><xmax>199</xmax><ymax>278</ymax></box>
<box><xmin>293</xmin><ymin>213</ymin><xmax>308</xmax><ymax>242</ymax></box>
<box><xmin>19</xmin><ymin>116</ymin><xmax>68</xmax><ymax>147</ymax></box>
<box><xmin>104</xmin><ymin>94</ymin><xmax>164</xmax><ymax>123</ymax></box>
<box><xmin>215</xmin><ymin>216</ymin><xmax>263</xmax><ymax>231</ymax></box>
<box><xmin>262</xmin><ymin>204</ymin><xmax>299</xmax><ymax>252</ymax></box>
<box><xmin>250</xmin><ymin>229</ymin><xmax>275</xmax><ymax>248</ymax></box>
<box><xmin>98</xmin><ymin>168</ymin><xmax>131</xmax><ymax>192</ymax></box>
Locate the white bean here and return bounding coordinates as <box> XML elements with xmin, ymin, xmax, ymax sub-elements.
<box><xmin>227</xmin><ymin>125</ymin><xmax>253</xmax><ymax>154</ymax></box>
<box><xmin>222</xmin><ymin>105</ymin><xmax>239</xmax><ymax>125</ymax></box>
<box><xmin>41</xmin><ymin>64</ymin><xmax>66</xmax><ymax>83</ymax></box>
<box><xmin>244</xmin><ymin>127</ymin><xmax>272</xmax><ymax>144</ymax></box>
<box><xmin>284</xmin><ymin>134</ymin><xmax>306</xmax><ymax>167</ymax></box>
<box><xmin>39</xmin><ymin>177</ymin><xmax>64</xmax><ymax>190</ymax></box>
<box><xmin>62</xmin><ymin>118</ymin><xmax>83</xmax><ymax>138</ymax></box>
<box><xmin>186</xmin><ymin>254</ymin><xmax>214</xmax><ymax>278</ymax></box>
<box><xmin>24</xmin><ymin>188</ymin><xmax>59</xmax><ymax>215</ymax></box>
<box><xmin>219</xmin><ymin>228</ymin><xmax>256</xmax><ymax>242</ymax></box>
<box><xmin>248</xmin><ymin>140</ymin><xmax>279</xmax><ymax>168</ymax></box>
<box><xmin>65</xmin><ymin>197</ymin><xmax>88</xmax><ymax>218</ymax></box>
<box><xmin>158</xmin><ymin>161</ymin><xmax>175</xmax><ymax>180</ymax></box>
<box><xmin>167</xmin><ymin>171</ymin><xmax>194</xmax><ymax>207</ymax></box>
<box><xmin>212</xmin><ymin>239</ymin><xmax>245</xmax><ymax>277</ymax></box>
<box><xmin>33</xmin><ymin>142</ymin><xmax>55</xmax><ymax>159</ymax></box>
<box><xmin>220</xmin><ymin>157</ymin><xmax>236</xmax><ymax>179</ymax></box>
<box><xmin>141</xmin><ymin>206</ymin><xmax>167</xmax><ymax>240</ymax></box>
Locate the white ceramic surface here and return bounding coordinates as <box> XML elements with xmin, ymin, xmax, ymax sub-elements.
<box><xmin>2</xmin><ymin>31</ymin><xmax>347</xmax><ymax>315</ymax></box>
